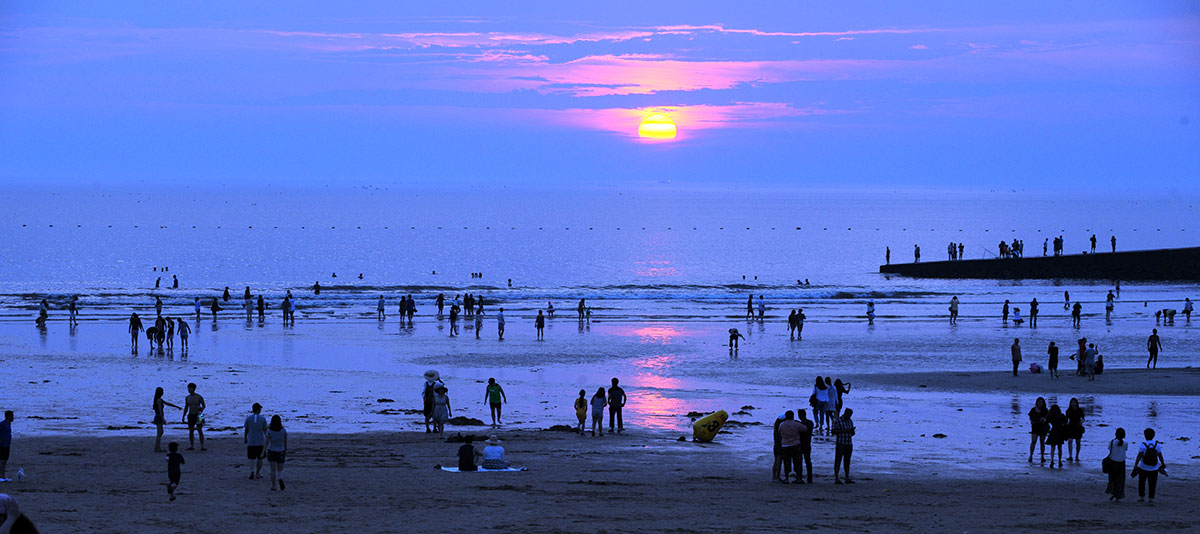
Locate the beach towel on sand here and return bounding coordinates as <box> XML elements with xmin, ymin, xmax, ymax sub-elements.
<box><xmin>437</xmin><ymin>465</ymin><xmax>527</xmax><ymax>473</ymax></box>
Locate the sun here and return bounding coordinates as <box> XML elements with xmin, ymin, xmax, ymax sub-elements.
<box><xmin>638</xmin><ymin>113</ymin><xmax>677</xmax><ymax>139</ymax></box>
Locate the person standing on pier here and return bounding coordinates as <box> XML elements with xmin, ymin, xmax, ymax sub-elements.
<box><xmin>1110</xmin><ymin>235</ymin><xmax>1116</xmax><ymax>253</ymax></box>
<box><xmin>885</xmin><ymin>247</ymin><xmax>890</xmax><ymax>265</ymax></box>
<box><xmin>1090</xmin><ymin>234</ymin><xmax>1097</xmax><ymax>253</ymax></box>
<box><xmin>913</xmin><ymin>244</ymin><xmax>920</xmax><ymax>263</ymax></box>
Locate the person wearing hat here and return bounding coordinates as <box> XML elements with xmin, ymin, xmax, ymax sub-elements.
<box><xmin>481</xmin><ymin>435</ymin><xmax>508</xmax><ymax>470</ymax></box>
<box><xmin>422</xmin><ymin>370</ymin><xmax>443</xmax><ymax>433</ymax></box>
<box><xmin>432</xmin><ymin>385</ymin><xmax>452</xmax><ymax>435</ymax></box>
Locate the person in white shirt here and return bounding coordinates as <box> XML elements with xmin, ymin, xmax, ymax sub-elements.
<box><xmin>481</xmin><ymin>435</ymin><xmax>508</xmax><ymax>470</ymax></box>
<box><xmin>1105</xmin><ymin>428</ymin><xmax>1128</xmax><ymax>501</ymax></box>
<box><xmin>243</xmin><ymin>403</ymin><xmax>268</xmax><ymax>480</ymax></box>
<box><xmin>496</xmin><ymin>308</ymin><xmax>505</xmax><ymax>340</ymax></box>
<box><xmin>1133</xmin><ymin>428</ymin><xmax>1167</xmax><ymax>502</ymax></box>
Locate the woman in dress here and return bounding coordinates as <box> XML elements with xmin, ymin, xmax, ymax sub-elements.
<box><xmin>152</xmin><ymin>387</ymin><xmax>181</xmax><ymax>452</ymax></box>
<box><xmin>1064</xmin><ymin>398</ymin><xmax>1085</xmax><ymax>462</ymax></box>
<box><xmin>1027</xmin><ymin>397</ymin><xmax>1049</xmax><ymax>463</ymax></box>
<box><xmin>1105</xmin><ymin>428</ymin><xmax>1127</xmax><ymax>501</ymax></box>
<box><xmin>1045</xmin><ymin>404</ymin><xmax>1067</xmax><ymax>468</ymax></box>
<box><xmin>432</xmin><ymin>385</ymin><xmax>452</xmax><ymax>435</ymax></box>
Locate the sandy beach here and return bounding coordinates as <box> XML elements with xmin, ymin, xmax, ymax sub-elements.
<box><xmin>4</xmin><ymin>430</ymin><xmax>1197</xmax><ymax>533</ymax></box>
<box><xmin>853</xmin><ymin>367</ymin><xmax>1200</xmax><ymax>396</ymax></box>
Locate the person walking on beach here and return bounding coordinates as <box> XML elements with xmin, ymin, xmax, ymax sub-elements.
<box><xmin>535</xmin><ymin>310</ymin><xmax>545</xmax><ymax>340</ymax></box>
<box><xmin>431</xmin><ymin>385</ymin><xmax>451</xmax><ymax>435</ymax></box>
<box><xmin>865</xmin><ymin>300</ymin><xmax>876</xmax><ymax>324</ymax></box>
<box><xmin>823</xmin><ymin>377</ymin><xmax>837</xmax><ymax>423</ymax></box>
<box><xmin>377</xmin><ymin>296</ymin><xmax>385</xmax><ymax>320</ymax></box>
<box><xmin>1134</xmin><ymin>428</ymin><xmax>1166</xmax><ymax>503</ymax></box>
<box><xmin>165</xmin><ymin>318</ymin><xmax>175</xmax><ymax>351</ymax></box>
<box><xmin>608</xmin><ymin>378</ymin><xmax>626</xmax><ymax>433</ymax></box>
<box><xmin>1105</xmin><ymin>291</ymin><xmax>1115</xmax><ymax>320</ymax></box>
<box><xmin>244</xmin><ymin>403</ymin><xmax>268</xmax><ymax>480</ymax></box>
<box><xmin>787</xmin><ymin>310</ymin><xmax>797</xmax><ymax>339</ymax></box>
<box><xmin>1047</xmin><ymin>342</ymin><xmax>1059</xmax><ymax>378</ymax></box>
<box><xmin>1045</xmin><ymin>404</ymin><xmax>1067</xmax><ymax>468</ymax></box>
<box><xmin>152</xmin><ymin>388</ymin><xmax>181</xmax><ymax>452</ymax></box>
<box><xmin>265</xmin><ymin>415</ymin><xmax>288</xmax><ymax>491</ymax></box>
<box><xmin>1084</xmin><ymin>343</ymin><xmax>1098</xmax><ymax>381</ymax></box>
<box><xmin>474</xmin><ymin>309</ymin><xmax>483</xmax><ymax>339</ymax></box>
<box><xmin>757</xmin><ymin>296</ymin><xmax>766</xmax><ymax>320</ymax></box>
<box><xmin>1065</xmin><ymin>398</ymin><xmax>1084</xmax><ymax>461</ymax></box>
<box><xmin>449</xmin><ymin>304</ymin><xmax>460</xmax><ymax>336</ymax></box>
<box><xmin>831</xmin><ymin>409</ymin><xmax>855</xmax><ymax>484</ymax></box>
<box><xmin>177</xmin><ymin>318</ymin><xmax>190</xmax><ymax>351</ymax></box>
<box><xmin>422</xmin><ymin>370</ymin><xmax>441</xmax><ymax>433</ymax></box>
<box><xmin>181</xmin><ymin>383</ymin><xmax>206</xmax><ymax>451</ymax></box>
<box><xmin>165</xmin><ymin>441</ymin><xmax>184</xmax><ymax>501</ymax></box>
<box><xmin>1063</xmin><ymin>290</ymin><xmax>1070</xmax><ymax>310</ymax></box>
<box><xmin>811</xmin><ymin>377</ymin><xmax>830</xmax><ymax>434</ymax></box>
<box><xmin>949</xmin><ymin>296</ymin><xmax>959</xmax><ymax>324</ymax></box>
<box><xmin>728</xmin><ymin>328</ymin><xmax>745</xmax><ymax>349</ymax></box>
<box><xmin>1002</xmin><ymin>300</ymin><xmax>1010</xmax><ymax>323</ymax></box>
<box><xmin>1029</xmin><ymin>298</ymin><xmax>1039</xmax><ymax>328</ymax></box>
<box><xmin>0</xmin><ymin>411</ymin><xmax>12</xmax><ymax>481</ymax></box>
<box><xmin>574</xmin><ymin>390</ymin><xmax>588</xmax><ymax>434</ymax></box>
<box><xmin>210</xmin><ymin>297</ymin><xmax>221</xmax><ymax>320</ymax></box>
<box><xmin>257</xmin><ymin>294</ymin><xmax>265</xmax><ymax>321</ymax></box>
<box><xmin>745</xmin><ymin>295</ymin><xmax>754</xmax><ymax>320</ymax></box>
<box><xmin>795</xmin><ymin>308</ymin><xmax>806</xmax><ymax>340</ymax></box>
<box><xmin>1184</xmin><ymin>298</ymin><xmax>1193</xmax><ymax>322</ymax></box>
<box><xmin>129</xmin><ymin>313</ymin><xmax>144</xmax><ymax>351</ymax></box>
<box><xmin>1028</xmin><ymin>397</ymin><xmax>1050</xmax><ymax>463</ymax></box>
<box><xmin>484</xmin><ymin>378</ymin><xmax>507</xmax><ymax>427</ymax></box>
<box><xmin>1147</xmin><ymin>329</ymin><xmax>1162</xmax><ymax>369</ymax></box>
<box><xmin>436</xmin><ymin>293</ymin><xmax>445</xmax><ymax>316</ymax></box>
<box><xmin>1071</xmin><ymin>302</ymin><xmax>1082</xmax><ymax>328</ymax></box>
<box><xmin>406</xmin><ymin>294</ymin><xmax>416</xmax><ymax>324</ymax></box>
<box><xmin>577</xmin><ymin>298</ymin><xmax>586</xmax><ymax>320</ymax></box>
<box><xmin>193</xmin><ymin>297</ymin><xmax>201</xmax><ymax>322</ymax></box>
<box><xmin>590</xmin><ymin>387</ymin><xmax>607</xmax><ymax>436</ymax></box>
<box><xmin>1105</xmin><ymin>428</ymin><xmax>1128</xmax><ymax>501</ymax></box>
<box><xmin>496</xmin><ymin>307</ymin><xmax>505</xmax><ymax>340</ymax></box>
<box><xmin>68</xmin><ymin>296</ymin><xmax>79</xmax><ymax>326</ymax></box>
<box><xmin>1010</xmin><ymin>338</ymin><xmax>1022</xmax><ymax>376</ymax></box>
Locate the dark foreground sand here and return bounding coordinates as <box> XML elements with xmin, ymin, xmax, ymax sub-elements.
<box><xmin>3</xmin><ymin>430</ymin><xmax>1196</xmax><ymax>533</ymax></box>
<box><xmin>852</xmin><ymin>367</ymin><xmax>1200</xmax><ymax>396</ymax></box>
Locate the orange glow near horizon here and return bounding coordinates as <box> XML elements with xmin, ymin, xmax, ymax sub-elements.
<box><xmin>638</xmin><ymin>113</ymin><xmax>677</xmax><ymax>139</ymax></box>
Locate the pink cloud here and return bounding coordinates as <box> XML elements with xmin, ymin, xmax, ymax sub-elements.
<box><xmin>910</xmin><ymin>44</ymin><xmax>928</xmax><ymax>50</ymax></box>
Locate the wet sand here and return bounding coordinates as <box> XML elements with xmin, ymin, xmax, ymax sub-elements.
<box><xmin>5</xmin><ymin>431</ymin><xmax>1196</xmax><ymax>533</ymax></box>
<box><xmin>854</xmin><ymin>367</ymin><xmax>1200</xmax><ymax>396</ymax></box>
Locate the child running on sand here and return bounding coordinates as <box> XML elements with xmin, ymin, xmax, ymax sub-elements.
<box><xmin>166</xmin><ymin>442</ymin><xmax>184</xmax><ymax>501</ymax></box>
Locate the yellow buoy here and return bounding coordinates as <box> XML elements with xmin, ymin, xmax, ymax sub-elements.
<box><xmin>692</xmin><ymin>410</ymin><xmax>729</xmax><ymax>442</ymax></box>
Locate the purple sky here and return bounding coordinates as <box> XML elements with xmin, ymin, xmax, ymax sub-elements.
<box><xmin>2</xmin><ymin>1</ymin><xmax>1198</xmax><ymax>189</ymax></box>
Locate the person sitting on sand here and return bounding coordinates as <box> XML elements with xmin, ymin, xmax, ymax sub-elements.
<box><xmin>481</xmin><ymin>435</ymin><xmax>508</xmax><ymax>470</ymax></box>
<box><xmin>0</xmin><ymin>493</ymin><xmax>38</xmax><ymax>533</ymax></box>
<box><xmin>590</xmin><ymin>388</ymin><xmax>607</xmax><ymax>436</ymax></box>
<box><xmin>574</xmin><ymin>390</ymin><xmax>588</xmax><ymax>434</ymax></box>
<box><xmin>457</xmin><ymin>435</ymin><xmax>482</xmax><ymax>471</ymax></box>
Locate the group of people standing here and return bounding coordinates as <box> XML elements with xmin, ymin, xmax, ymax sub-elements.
<box><xmin>772</xmin><ymin>401</ymin><xmax>856</xmax><ymax>484</ymax></box>
<box><xmin>1027</xmin><ymin>397</ymin><xmax>1167</xmax><ymax>503</ymax></box>
<box><xmin>999</xmin><ymin>239</ymin><xmax>1024</xmax><ymax>259</ymax></box>
<box><xmin>946</xmin><ymin>242</ymin><xmax>966</xmax><ymax>260</ymax></box>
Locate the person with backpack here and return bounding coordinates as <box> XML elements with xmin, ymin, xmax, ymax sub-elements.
<box><xmin>1133</xmin><ymin>428</ymin><xmax>1167</xmax><ymax>503</ymax></box>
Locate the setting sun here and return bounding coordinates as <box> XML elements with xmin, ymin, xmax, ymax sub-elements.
<box><xmin>638</xmin><ymin>113</ymin><xmax>677</xmax><ymax>139</ymax></box>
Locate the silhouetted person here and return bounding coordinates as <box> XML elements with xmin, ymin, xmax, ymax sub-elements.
<box><xmin>172</xmin><ymin>275</ymin><xmax>178</xmax><ymax>289</ymax></box>
<box><xmin>223</xmin><ymin>287</ymin><xmax>231</xmax><ymax>302</ymax></box>
<box><xmin>1090</xmin><ymin>234</ymin><xmax>1097</xmax><ymax>253</ymax></box>
<box><xmin>313</xmin><ymin>281</ymin><xmax>321</xmax><ymax>295</ymax></box>
<box><xmin>1110</xmin><ymin>235</ymin><xmax>1116</xmax><ymax>253</ymax></box>
<box><xmin>1147</xmin><ymin>329</ymin><xmax>1162</xmax><ymax>369</ymax></box>
<box><xmin>1011</xmin><ymin>338</ymin><xmax>1022</xmax><ymax>376</ymax></box>
<box><xmin>885</xmin><ymin>247</ymin><xmax>890</xmax><ymax>265</ymax></box>
<box><xmin>129</xmin><ymin>313</ymin><xmax>144</xmax><ymax>351</ymax></box>
<box><xmin>535</xmin><ymin>310</ymin><xmax>545</xmax><ymax>340</ymax></box>
<box><xmin>913</xmin><ymin>244</ymin><xmax>920</xmax><ymax>263</ymax></box>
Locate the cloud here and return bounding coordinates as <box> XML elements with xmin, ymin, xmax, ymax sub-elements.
<box><xmin>911</xmin><ymin>44</ymin><xmax>928</xmax><ymax>50</ymax></box>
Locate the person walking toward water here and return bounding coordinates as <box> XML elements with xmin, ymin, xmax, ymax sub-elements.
<box><xmin>422</xmin><ymin>370</ymin><xmax>441</xmax><ymax>433</ymax></box>
<box><xmin>574</xmin><ymin>390</ymin><xmax>588</xmax><ymax>434</ymax></box>
<box><xmin>1063</xmin><ymin>290</ymin><xmax>1070</xmax><ymax>310</ymax></box>
<box><xmin>745</xmin><ymin>295</ymin><xmax>754</xmax><ymax>320</ymax></box>
<box><xmin>257</xmin><ymin>295</ymin><xmax>265</xmax><ymax>321</ymax></box>
<box><xmin>1134</xmin><ymin>428</ymin><xmax>1166</xmax><ymax>503</ymax></box>
<box><xmin>728</xmin><ymin>328</ymin><xmax>745</xmax><ymax>349</ymax></box>
<box><xmin>1146</xmin><ymin>329</ymin><xmax>1162</xmax><ymax>369</ymax></box>
<box><xmin>484</xmin><ymin>378</ymin><xmax>506</xmax><ymax>427</ymax></box>
<box><xmin>496</xmin><ymin>307</ymin><xmax>505</xmax><ymax>340</ymax></box>
<box><xmin>68</xmin><ymin>296</ymin><xmax>79</xmax><ymax>326</ymax></box>
<box><xmin>128</xmin><ymin>313</ymin><xmax>144</xmax><ymax>351</ymax></box>
<box><xmin>1010</xmin><ymin>338</ymin><xmax>1022</xmax><ymax>376</ymax></box>
<box><xmin>177</xmin><ymin>318</ymin><xmax>190</xmax><ymax>350</ymax></box>
<box><xmin>265</xmin><ymin>415</ymin><xmax>288</xmax><ymax>491</ymax></box>
<box><xmin>590</xmin><ymin>388</ymin><xmax>607</xmax><ymax>436</ymax></box>
<box><xmin>1065</xmin><ymin>398</ymin><xmax>1084</xmax><ymax>461</ymax></box>
<box><xmin>535</xmin><ymin>310</ymin><xmax>545</xmax><ymax>340</ymax></box>
<box><xmin>757</xmin><ymin>296</ymin><xmax>765</xmax><ymax>320</ymax></box>
<box><xmin>210</xmin><ymin>297</ymin><xmax>221</xmax><ymax>320</ymax></box>
<box><xmin>182</xmin><ymin>383</ymin><xmax>206</xmax><ymax>450</ymax></box>
<box><xmin>449</xmin><ymin>304</ymin><xmax>460</xmax><ymax>336</ymax></box>
<box><xmin>1029</xmin><ymin>298</ymin><xmax>1039</xmax><ymax>328</ymax></box>
<box><xmin>577</xmin><ymin>298</ymin><xmax>586</xmax><ymax>320</ymax></box>
<box><xmin>193</xmin><ymin>297</ymin><xmax>201</xmax><ymax>322</ymax></box>
<box><xmin>1071</xmin><ymin>302</ymin><xmax>1082</xmax><ymax>328</ymax></box>
<box><xmin>244</xmin><ymin>403</ymin><xmax>268</xmax><ymax>480</ymax></box>
<box><xmin>865</xmin><ymin>300</ymin><xmax>876</xmax><ymax>324</ymax></box>
<box><xmin>165</xmin><ymin>441</ymin><xmax>184</xmax><ymax>501</ymax></box>
<box><xmin>377</xmin><ymin>296</ymin><xmax>385</xmax><ymax>320</ymax></box>
<box><xmin>949</xmin><ymin>296</ymin><xmax>959</xmax><ymax>324</ymax></box>
<box><xmin>608</xmin><ymin>378</ymin><xmax>626</xmax><ymax>433</ymax></box>
<box><xmin>795</xmin><ymin>308</ymin><xmax>806</xmax><ymax>340</ymax></box>
<box><xmin>787</xmin><ymin>310</ymin><xmax>797</xmax><ymax>339</ymax></box>
<box><xmin>1105</xmin><ymin>290</ymin><xmax>1115</xmax><ymax>320</ymax></box>
<box><xmin>152</xmin><ymin>387</ymin><xmax>181</xmax><ymax>452</ymax></box>
<box><xmin>1028</xmin><ymin>397</ymin><xmax>1049</xmax><ymax>463</ymax></box>
<box><xmin>831</xmin><ymin>409</ymin><xmax>855</xmax><ymax>484</ymax></box>
<box><xmin>431</xmin><ymin>385</ymin><xmax>451</xmax><ymax>435</ymax></box>
<box><xmin>1047</xmin><ymin>342</ymin><xmax>1059</xmax><ymax>379</ymax></box>
<box><xmin>1105</xmin><ymin>428</ymin><xmax>1128</xmax><ymax>501</ymax></box>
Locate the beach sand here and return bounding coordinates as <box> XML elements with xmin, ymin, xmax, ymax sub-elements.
<box><xmin>5</xmin><ymin>430</ymin><xmax>1196</xmax><ymax>533</ymax></box>
<box><xmin>853</xmin><ymin>367</ymin><xmax>1200</xmax><ymax>396</ymax></box>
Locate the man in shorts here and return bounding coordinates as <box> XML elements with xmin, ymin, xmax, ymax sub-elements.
<box><xmin>0</xmin><ymin>411</ymin><xmax>13</xmax><ymax>480</ymax></box>
<box><xmin>244</xmin><ymin>403</ymin><xmax>268</xmax><ymax>479</ymax></box>
<box><xmin>182</xmin><ymin>383</ymin><xmax>206</xmax><ymax>450</ymax></box>
<box><xmin>608</xmin><ymin>378</ymin><xmax>626</xmax><ymax>433</ymax></box>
